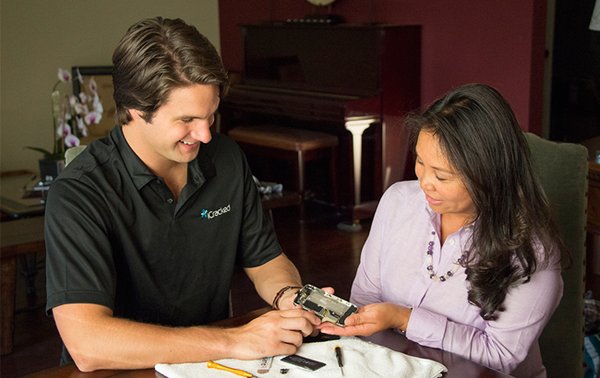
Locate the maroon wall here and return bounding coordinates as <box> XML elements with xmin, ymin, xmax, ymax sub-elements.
<box><xmin>219</xmin><ymin>0</ymin><xmax>547</xmax><ymax>134</ymax></box>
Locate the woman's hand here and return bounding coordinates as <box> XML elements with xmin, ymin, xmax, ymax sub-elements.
<box><xmin>318</xmin><ymin>302</ymin><xmax>412</xmax><ymax>337</ymax></box>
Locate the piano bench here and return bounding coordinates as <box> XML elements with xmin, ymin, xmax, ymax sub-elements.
<box><xmin>228</xmin><ymin>125</ymin><xmax>339</xmax><ymax>219</ymax></box>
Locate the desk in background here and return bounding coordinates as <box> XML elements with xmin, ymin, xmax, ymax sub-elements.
<box><xmin>0</xmin><ymin>171</ymin><xmax>45</xmax><ymax>220</ymax></box>
<box><xmin>24</xmin><ymin>308</ymin><xmax>511</xmax><ymax>378</ymax></box>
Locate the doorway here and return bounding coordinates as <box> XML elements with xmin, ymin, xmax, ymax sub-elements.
<box><xmin>548</xmin><ymin>0</ymin><xmax>600</xmax><ymax>147</ymax></box>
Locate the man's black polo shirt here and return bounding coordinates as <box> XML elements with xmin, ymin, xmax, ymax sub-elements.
<box><xmin>45</xmin><ymin>126</ymin><xmax>281</xmax><ymax>326</ymax></box>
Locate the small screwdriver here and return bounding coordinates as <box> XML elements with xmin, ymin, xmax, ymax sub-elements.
<box><xmin>335</xmin><ymin>345</ymin><xmax>344</xmax><ymax>376</ymax></box>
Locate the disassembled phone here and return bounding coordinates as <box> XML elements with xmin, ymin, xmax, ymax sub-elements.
<box><xmin>293</xmin><ymin>284</ymin><xmax>358</xmax><ymax>326</ymax></box>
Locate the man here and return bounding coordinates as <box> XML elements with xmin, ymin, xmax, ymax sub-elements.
<box><xmin>45</xmin><ymin>17</ymin><xmax>319</xmax><ymax>372</ymax></box>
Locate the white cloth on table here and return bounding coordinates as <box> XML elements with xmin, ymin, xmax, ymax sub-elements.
<box><xmin>155</xmin><ymin>336</ymin><xmax>447</xmax><ymax>378</ymax></box>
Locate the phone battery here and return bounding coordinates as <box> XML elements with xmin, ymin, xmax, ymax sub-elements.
<box><xmin>281</xmin><ymin>354</ymin><xmax>326</xmax><ymax>371</ymax></box>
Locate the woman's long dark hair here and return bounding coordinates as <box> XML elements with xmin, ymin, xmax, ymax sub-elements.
<box><xmin>406</xmin><ymin>83</ymin><xmax>565</xmax><ymax>320</ymax></box>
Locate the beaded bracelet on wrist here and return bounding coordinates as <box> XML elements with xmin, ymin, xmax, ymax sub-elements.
<box><xmin>272</xmin><ymin>285</ymin><xmax>302</xmax><ymax>310</ymax></box>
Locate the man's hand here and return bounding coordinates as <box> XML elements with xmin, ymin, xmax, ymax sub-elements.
<box><xmin>226</xmin><ymin>308</ymin><xmax>321</xmax><ymax>359</ymax></box>
<box><xmin>318</xmin><ymin>303</ymin><xmax>411</xmax><ymax>337</ymax></box>
<box><xmin>52</xmin><ymin>303</ymin><xmax>321</xmax><ymax>371</ymax></box>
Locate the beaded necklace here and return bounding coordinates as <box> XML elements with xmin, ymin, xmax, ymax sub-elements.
<box><xmin>425</xmin><ymin>230</ymin><xmax>467</xmax><ymax>282</ymax></box>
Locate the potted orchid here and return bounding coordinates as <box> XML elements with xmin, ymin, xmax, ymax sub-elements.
<box><xmin>26</xmin><ymin>68</ymin><xmax>104</xmax><ymax>181</ymax></box>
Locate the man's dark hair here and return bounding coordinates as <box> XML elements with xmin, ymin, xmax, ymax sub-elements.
<box><xmin>112</xmin><ymin>17</ymin><xmax>229</xmax><ymax>125</ymax></box>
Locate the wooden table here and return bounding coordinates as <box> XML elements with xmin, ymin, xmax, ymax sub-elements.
<box><xmin>24</xmin><ymin>308</ymin><xmax>512</xmax><ymax>378</ymax></box>
<box><xmin>0</xmin><ymin>216</ymin><xmax>45</xmax><ymax>355</ymax></box>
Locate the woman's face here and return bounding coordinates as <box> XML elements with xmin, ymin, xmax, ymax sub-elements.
<box><xmin>415</xmin><ymin>131</ymin><xmax>476</xmax><ymax>221</ymax></box>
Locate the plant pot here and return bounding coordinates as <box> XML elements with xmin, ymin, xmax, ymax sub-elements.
<box><xmin>39</xmin><ymin>158</ymin><xmax>65</xmax><ymax>183</ymax></box>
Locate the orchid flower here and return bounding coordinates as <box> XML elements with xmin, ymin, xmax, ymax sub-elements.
<box><xmin>84</xmin><ymin>111</ymin><xmax>102</xmax><ymax>125</ymax></box>
<box><xmin>64</xmin><ymin>133</ymin><xmax>81</xmax><ymax>148</ymax></box>
<box><xmin>57</xmin><ymin>68</ymin><xmax>71</xmax><ymax>83</ymax></box>
<box><xmin>88</xmin><ymin>77</ymin><xmax>98</xmax><ymax>93</ymax></box>
<box><xmin>78</xmin><ymin>91</ymin><xmax>89</xmax><ymax>103</ymax></box>
<box><xmin>30</xmin><ymin>67</ymin><xmax>105</xmax><ymax>160</ymax></box>
<box><xmin>76</xmin><ymin>117</ymin><xmax>89</xmax><ymax>137</ymax></box>
<box><xmin>56</xmin><ymin>119</ymin><xmax>67</xmax><ymax>138</ymax></box>
<box><xmin>92</xmin><ymin>94</ymin><xmax>103</xmax><ymax>114</ymax></box>
<box><xmin>73</xmin><ymin>101</ymin><xmax>86</xmax><ymax>116</ymax></box>
<box><xmin>62</xmin><ymin>123</ymin><xmax>72</xmax><ymax>137</ymax></box>
<box><xmin>75</xmin><ymin>68</ymin><xmax>84</xmax><ymax>84</ymax></box>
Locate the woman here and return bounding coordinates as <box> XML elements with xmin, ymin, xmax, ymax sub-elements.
<box><xmin>320</xmin><ymin>83</ymin><xmax>565</xmax><ymax>377</ymax></box>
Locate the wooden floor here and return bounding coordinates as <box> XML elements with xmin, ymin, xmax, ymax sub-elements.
<box><xmin>0</xmin><ymin>203</ymin><xmax>370</xmax><ymax>377</ymax></box>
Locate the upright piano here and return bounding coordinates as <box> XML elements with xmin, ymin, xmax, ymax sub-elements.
<box><xmin>219</xmin><ymin>22</ymin><xmax>421</xmax><ymax>219</ymax></box>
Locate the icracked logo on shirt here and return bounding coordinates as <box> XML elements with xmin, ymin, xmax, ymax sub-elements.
<box><xmin>200</xmin><ymin>204</ymin><xmax>231</xmax><ymax>219</ymax></box>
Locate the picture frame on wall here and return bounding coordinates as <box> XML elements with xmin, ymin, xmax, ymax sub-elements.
<box><xmin>71</xmin><ymin>66</ymin><xmax>115</xmax><ymax>144</ymax></box>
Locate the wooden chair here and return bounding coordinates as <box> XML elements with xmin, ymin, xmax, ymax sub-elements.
<box><xmin>525</xmin><ymin>133</ymin><xmax>588</xmax><ymax>378</ymax></box>
<box><xmin>228</xmin><ymin>125</ymin><xmax>339</xmax><ymax>220</ymax></box>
